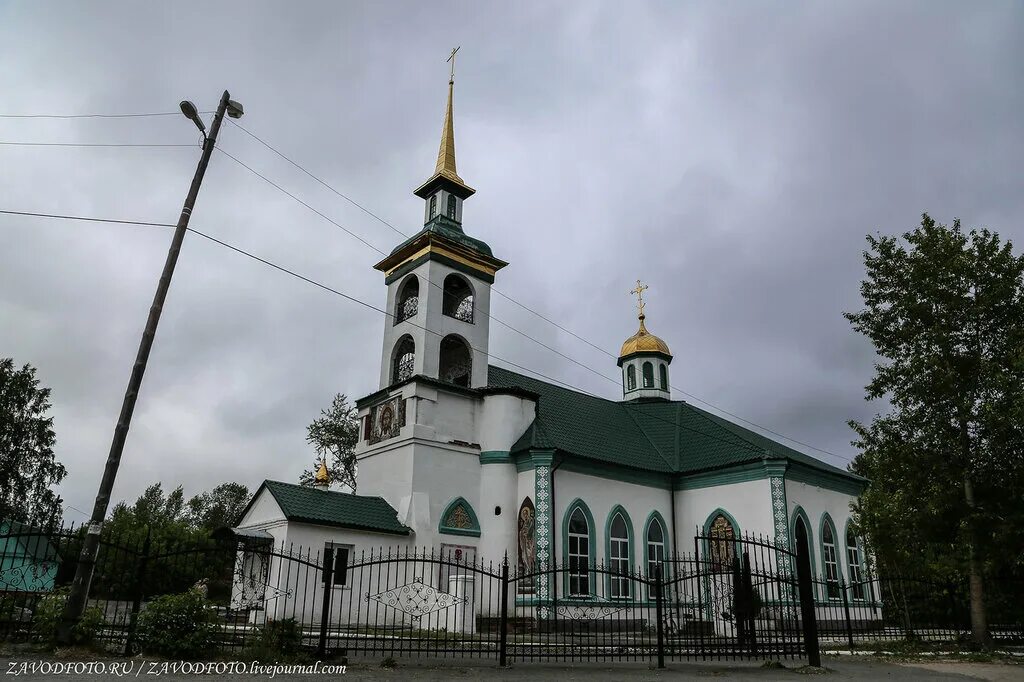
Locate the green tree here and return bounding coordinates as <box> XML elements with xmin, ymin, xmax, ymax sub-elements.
<box><xmin>186</xmin><ymin>482</ymin><xmax>250</xmax><ymax>530</ymax></box>
<box><xmin>0</xmin><ymin>358</ymin><xmax>66</xmax><ymax>526</ymax></box>
<box><xmin>299</xmin><ymin>393</ymin><xmax>359</xmax><ymax>492</ymax></box>
<box><xmin>846</xmin><ymin>214</ymin><xmax>1024</xmax><ymax>645</ymax></box>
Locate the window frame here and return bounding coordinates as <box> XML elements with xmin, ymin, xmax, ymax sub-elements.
<box><xmin>567</xmin><ymin>507</ymin><xmax>591</xmax><ymax>597</ymax></box>
<box><xmin>642</xmin><ymin>361</ymin><xmax>655</xmax><ymax>388</ymax></box>
<box><xmin>605</xmin><ymin>506</ymin><xmax>633</xmax><ymax>600</ymax></box>
<box><xmin>391</xmin><ymin>335</ymin><xmax>415</xmax><ymax>384</ymax></box>
<box><xmin>659</xmin><ymin>364</ymin><xmax>668</xmax><ymax>391</ymax></box>
<box><xmin>323</xmin><ymin>543</ymin><xmax>353</xmax><ymax>589</ymax></box>
<box><xmin>820</xmin><ymin>514</ymin><xmax>841</xmax><ymax>600</ymax></box>
<box><xmin>626</xmin><ymin>365</ymin><xmax>636</xmax><ymax>390</ymax></box>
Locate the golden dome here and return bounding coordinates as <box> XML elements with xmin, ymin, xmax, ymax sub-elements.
<box><xmin>315</xmin><ymin>460</ymin><xmax>330</xmax><ymax>485</ymax></box>
<box><xmin>619</xmin><ymin>315</ymin><xmax>672</xmax><ymax>359</ymax></box>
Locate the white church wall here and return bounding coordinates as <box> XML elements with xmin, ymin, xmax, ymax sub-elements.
<box><xmin>409</xmin><ymin>442</ymin><xmax>483</xmax><ymax>550</ymax></box>
<box><xmin>785</xmin><ymin>480</ymin><xmax>859</xmax><ymax>582</ymax></box>
<box><xmin>477</xmin><ymin>462</ymin><xmax>517</xmax><ymax>568</ymax></box>
<box><xmin>431</xmin><ymin>389</ymin><xmax>478</xmax><ymax>445</ymax></box>
<box><xmin>674</xmin><ymin>479</ymin><xmax>774</xmax><ymax>542</ymax></box>
<box><xmin>238</xmin><ymin>487</ymin><xmax>287</xmax><ymax>527</ymax></box>
<box><xmin>478</xmin><ymin>394</ymin><xmax>535</xmax><ymax>452</ymax></box>
<box><xmin>553</xmin><ymin>470</ymin><xmax>673</xmax><ymax>571</ymax></box>
<box><xmin>355</xmin><ymin>440</ymin><xmax>415</xmax><ymax>518</ymax></box>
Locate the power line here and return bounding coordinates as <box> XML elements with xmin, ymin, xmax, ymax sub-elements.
<box><xmin>0</xmin><ymin>141</ymin><xmax>196</xmax><ymax>148</ymax></box>
<box><xmin>0</xmin><ymin>109</ymin><xmax>851</xmax><ymax>463</ymax></box>
<box><xmin>0</xmin><ymin>112</ymin><xmax>180</xmax><ymax>119</ymax></box>
<box><xmin>0</xmin><ymin>111</ymin><xmax>213</xmax><ymax>119</ymax></box>
<box><xmin>217</xmin><ymin>133</ymin><xmax>849</xmax><ymax>462</ymax></box>
<box><xmin>228</xmin><ymin>120</ymin><xmax>408</xmax><ymax>240</ymax></box>
<box><xmin>216</xmin><ymin>145</ymin><xmax>639</xmax><ymax>398</ymax></box>
<box><xmin>0</xmin><ymin>207</ymin><xmax>803</xmax><ymax>463</ymax></box>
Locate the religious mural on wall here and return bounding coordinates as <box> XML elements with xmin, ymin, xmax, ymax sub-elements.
<box><xmin>517</xmin><ymin>497</ymin><xmax>535</xmax><ymax>594</ymax></box>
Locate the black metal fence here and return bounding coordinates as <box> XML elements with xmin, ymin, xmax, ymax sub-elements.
<box><xmin>1</xmin><ymin>523</ymin><xmax>1020</xmax><ymax>664</ymax></box>
<box><xmin>812</xmin><ymin>573</ymin><xmax>1024</xmax><ymax>648</ymax></box>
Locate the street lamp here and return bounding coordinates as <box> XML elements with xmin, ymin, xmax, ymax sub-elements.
<box><xmin>59</xmin><ymin>90</ymin><xmax>243</xmax><ymax>643</ymax></box>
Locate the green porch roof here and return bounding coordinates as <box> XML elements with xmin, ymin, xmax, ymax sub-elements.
<box><xmin>250</xmin><ymin>480</ymin><xmax>411</xmax><ymax>536</ymax></box>
<box><xmin>486</xmin><ymin>365</ymin><xmax>863</xmax><ymax>486</ymax></box>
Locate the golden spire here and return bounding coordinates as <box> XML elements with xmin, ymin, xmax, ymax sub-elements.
<box><xmin>435</xmin><ymin>47</ymin><xmax>463</xmax><ymax>183</ymax></box>
<box><xmin>315</xmin><ymin>459</ymin><xmax>330</xmax><ymax>486</ymax></box>
<box><xmin>414</xmin><ymin>48</ymin><xmax>474</xmax><ymax>198</ymax></box>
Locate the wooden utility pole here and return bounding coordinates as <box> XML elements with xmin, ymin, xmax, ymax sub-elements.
<box><xmin>58</xmin><ymin>90</ymin><xmax>238</xmax><ymax>642</ymax></box>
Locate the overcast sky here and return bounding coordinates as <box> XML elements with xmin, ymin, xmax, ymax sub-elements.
<box><xmin>1</xmin><ymin>1</ymin><xmax>1021</xmax><ymax>521</ymax></box>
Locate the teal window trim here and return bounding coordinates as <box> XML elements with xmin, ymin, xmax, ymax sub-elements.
<box><xmin>819</xmin><ymin>512</ymin><xmax>841</xmax><ymax>601</ymax></box>
<box><xmin>561</xmin><ymin>498</ymin><xmax>596</xmax><ymax>598</ymax></box>
<box><xmin>438</xmin><ymin>496</ymin><xmax>481</xmax><ymax>538</ymax></box>
<box><xmin>790</xmin><ymin>506</ymin><xmax>818</xmax><ymax>600</ymax></box>
<box><xmin>604</xmin><ymin>505</ymin><xmax>635</xmax><ymax>601</ymax></box>
<box><xmin>643</xmin><ymin>510</ymin><xmax>670</xmax><ymax>602</ymax></box>
<box><xmin>843</xmin><ymin>518</ymin><xmax>871</xmax><ymax>603</ymax></box>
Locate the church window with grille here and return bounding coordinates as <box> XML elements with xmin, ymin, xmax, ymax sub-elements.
<box><xmin>567</xmin><ymin>507</ymin><xmax>590</xmax><ymax>596</ymax></box>
<box><xmin>642</xmin><ymin>361</ymin><xmax>654</xmax><ymax>388</ymax></box>
<box><xmin>822</xmin><ymin>518</ymin><xmax>841</xmax><ymax>599</ymax></box>
<box><xmin>394</xmin><ymin>276</ymin><xmax>418</xmax><ymax>324</ymax></box>
<box><xmin>438</xmin><ymin>334</ymin><xmax>472</xmax><ymax>387</ymax></box>
<box><xmin>391</xmin><ymin>335</ymin><xmax>415</xmax><ymax>384</ymax></box>
<box><xmin>609</xmin><ymin>511</ymin><xmax>631</xmax><ymax>599</ymax></box>
<box><xmin>442</xmin><ymin>274</ymin><xmax>474</xmax><ymax>323</ymax></box>
<box><xmin>446</xmin><ymin>194</ymin><xmax>457</xmax><ymax>219</ymax></box>
<box><xmin>429</xmin><ymin>194</ymin><xmax>437</xmax><ymax>219</ymax></box>
<box><xmin>626</xmin><ymin>365</ymin><xmax>636</xmax><ymax>390</ymax></box>
<box><xmin>846</xmin><ymin>526</ymin><xmax>866</xmax><ymax>600</ymax></box>
<box><xmin>708</xmin><ymin>513</ymin><xmax>736</xmax><ymax>573</ymax></box>
<box><xmin>659</xmin><ymin>364</ymin><xmax>668</xmax><ymax>391</ymax></box>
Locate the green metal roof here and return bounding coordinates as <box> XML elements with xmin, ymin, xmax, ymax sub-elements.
<box><xmin>389</xmin><ymin>215</ymin><xmax>494</xmax><ymax>258</ymax></box>
<box><xmin>253</xmin><ymin>480</ymin><xmax>410</xmax><ymax>535</ymax></box>
<box><xmin>487</xmin><ymin>365</ymin><xmax>863</xmax><ymax>484</ymax></box>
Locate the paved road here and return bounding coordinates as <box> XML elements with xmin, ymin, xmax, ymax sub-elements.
<box><xmin>2</xmin><ymin>655</ymin><xmax>1022</xmax><ymax>680</ymax></box>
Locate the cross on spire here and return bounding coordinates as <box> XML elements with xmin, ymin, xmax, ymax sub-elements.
<box><xmin>630</xmin><ymin>279</ymin><xmax>649</xmax><ymax>319</ymax></box>
<box><xmin>447</xmin><ymin>46</ymin><xmax>460</xmax><ymax>84</ymax></box>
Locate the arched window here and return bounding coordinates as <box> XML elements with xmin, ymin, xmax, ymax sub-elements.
<box><xmin>429</xmin><ymin>194</ymin><xmax>437</xmax><ymax>219</ymax></box>
<box><xmin>391</xmin><ymin>336</ymin><xmax>415</xmax><ymax>384</ymax></box>
<box><xmin>642</xmin><ymin>361</ymin><xmax>654</xmax><ymax>388</ymax></box>
<box><xmin>791</xmin><ymin>507</ymin><xmax>817</xmax><ymax>595</ymax></box>
<box><xmin>446</xmin><ymin>194</ymin><xmax>457</xmax><ymax>219</ymax></box>
<box><xmin>395</xmin><ymin>276</ymin><xmax>418</xmax><ymax>324</ymax></box>
<box><xmin>707</xmin><ymin>512</ymin><xmax>736</xmax><ymax>573</ymax></box>
<box><xmin>608</xmin><ymin>510</ymin><xmax>632</xmax><ymax>599</ymax></box>
<box><xmin>821</xmin><ymin>516</ymin><xmax>841</xmax><ymax>599</ymax></box>
<box><xmin>439</xmin><ymin>497</ymin><xmax>480</xmax><ymax>537</ymax></box>
<box><xmin>626</xmin><ymin>365</ymin><xmax>636</xmax><ymax>390</ymax></box>
<box><xmin>438</xmin><ymin>334</ymin><xmax>472</xmax><ymax>387</ymax></box>
<box><xmin>567</xmin><ymin>506</ymin><xmax>591</xmax><ymax>596</ymax></box>
<box><xmin>846</xmin><ymin>525</ymin><xmax>866</xmax><ymax>601</ymax></box>
<box><xmin>645</xmin><ymin>515</ymin><xmax>666</xmax><ymax>580</ymax></box>
<box><xmin>659</xmin><ymin>364</ymin><xmax>668</xmax><ymax>391</ymax></box>
<box><xmin>442</xmin><ymin>274</ymin><xmax>474</xmax><ymax>323</ymax></box>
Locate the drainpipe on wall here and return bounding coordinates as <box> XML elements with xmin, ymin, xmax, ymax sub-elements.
<box><xmin>549</xmin><ymin>456</ymin><xmax>563</xmax><ymax>560</ymax></box>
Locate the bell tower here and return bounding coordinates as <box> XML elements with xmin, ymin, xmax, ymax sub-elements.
<box><xmin>374</xmin><ymin>52</ymin><xmax>507</xmax><ymax>390</ymax></box>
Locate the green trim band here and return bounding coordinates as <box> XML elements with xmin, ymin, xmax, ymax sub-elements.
<box><xmin>479</xmin><ymin>450</ymin><xmax>511</xmax><ymax>464</ymax></box>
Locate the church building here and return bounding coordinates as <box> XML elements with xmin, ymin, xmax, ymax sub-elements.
<box><xmin>234</xmin><ymin>69</ymin><xmax>871</xmax><ymax>621</ymax></box>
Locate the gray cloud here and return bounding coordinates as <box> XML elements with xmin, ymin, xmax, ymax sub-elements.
<box><xmin>1</xmin><ymin>1</ymin><xmax>1020</xmax><ymax>521</ymax></box>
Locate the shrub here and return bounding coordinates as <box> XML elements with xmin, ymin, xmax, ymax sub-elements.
<box><xmin>241</xmin><ymin>618</ymin><xmax>308</xmax><ymax>663</ymax></box>
<box><xmin>32</xmin><ymin>587</ymin><xmax>104</xmax><ymax>646</ymax></box>
<box><xmin>135</xmin><ymin>589</ymin><xmax>220</xmax><ymax>659</ymax></box>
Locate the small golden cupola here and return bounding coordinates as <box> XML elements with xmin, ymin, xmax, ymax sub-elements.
<box><xmin>314</xmin><ymin>459</ymin><xmax>330</xmax><ymax>489</ymax></box>
<box><xmin>618</xmin><ymin>280</ymin><xmax>673</xmax><ymax>401</ymax></box>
